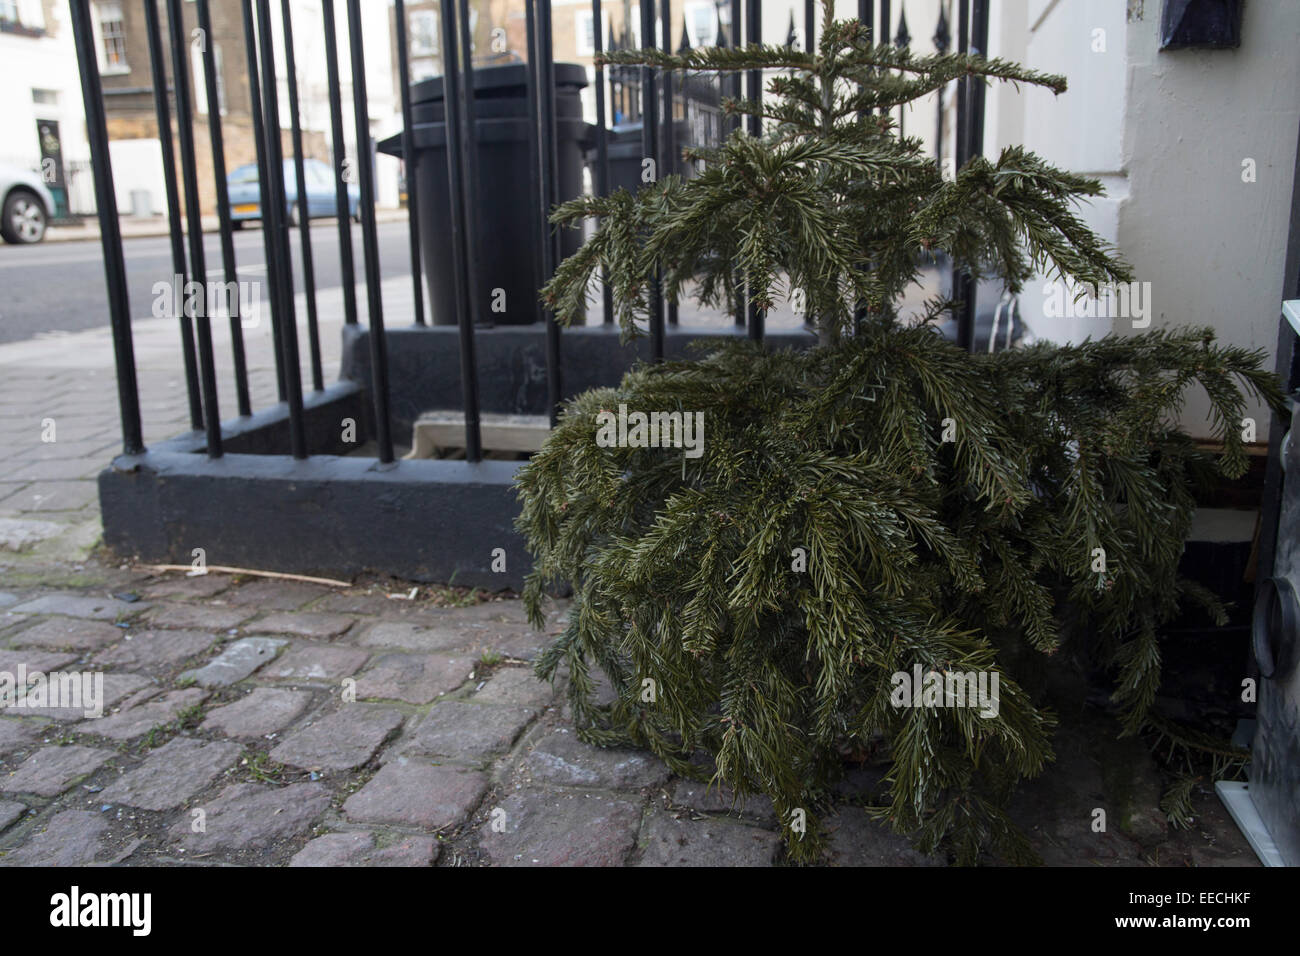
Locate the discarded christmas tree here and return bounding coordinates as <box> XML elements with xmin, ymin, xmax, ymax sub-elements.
<box><xmin>515</xmin><ymin>1</ymin><xmax>1283</xmax><ymax>862</ymax></box>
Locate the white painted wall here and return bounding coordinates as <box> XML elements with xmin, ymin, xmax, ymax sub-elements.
<box><xmin>996</xmin><ymin>0</ymin><xmax>1299</xmax><ymax>440</ymax></box>
<box><xmin>1118</xmin><ymin>0</ymin><xmax>1300</xmax><ymax>440</ymax></box>
<box><xmin>107</xmin><ymin>139</ymin><xmax>167</xmax><ymax>216</ymax></box>
<box><xmin>0</xmin><ymin>2</ymin><xmax>91</xmax><ymax>179</ymax></box>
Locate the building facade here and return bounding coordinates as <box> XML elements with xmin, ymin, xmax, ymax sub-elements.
<box><xmin>59</xmin><ymin>0</ymin><xmax>401</xmax><ymax>218</ymax></box>
<box><xmin>0</xmin><ymin>0</ymin><xmax>94</xmax><ymax>218</ymax></box>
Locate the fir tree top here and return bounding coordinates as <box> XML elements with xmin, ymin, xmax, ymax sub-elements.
<box><xmin>544</xmin><ymin>0</ymin><xmax>1130</xmax><ymax>345</ymax></box>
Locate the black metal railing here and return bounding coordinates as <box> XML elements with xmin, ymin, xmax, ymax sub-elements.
<box><xmin>72</xmin><ymin>0</ymin><xmax>987</xmax><ymax>473</ymax></box>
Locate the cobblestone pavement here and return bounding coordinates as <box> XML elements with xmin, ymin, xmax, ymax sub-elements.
<box><xmin>0</xmin><ymin>285</ymin><xmax>1260</xmax><ymax>867</ymax></box>
<box><xmin>0</xmin><ymin>566</ymin><xmax>1261</xmax><ymax>867</ymax></box>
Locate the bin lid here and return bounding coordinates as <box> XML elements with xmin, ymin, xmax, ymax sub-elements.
<box><xmin>411</xmin><ymin>62</ymin><xmax>589</xmax><ymax>104</ymax></box>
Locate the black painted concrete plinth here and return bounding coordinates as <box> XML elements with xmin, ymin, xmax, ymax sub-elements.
<box><xmin>155</xmin><ymin>382</ymin><xmax>369</xmax><ymax>458</ymax></box>
<box><xmin>98</xmin><ymin>380</ymin><xmax>530</xmax><ymax>589</ymax></box>
<box><xmin>341</xmin><ymin>321</ymin><xmax>817</xmax><ymax>442</ymax></box>
<box><xmin>99</xmin><ymin>452</ymin><xmax>529</xmax><ymax>590</ymax></box>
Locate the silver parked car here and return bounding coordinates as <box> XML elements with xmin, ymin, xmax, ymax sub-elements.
<box><xmin>0</xmin><ymin>163</ymin><xmax>56</xmax><ymax>244</ymax></box>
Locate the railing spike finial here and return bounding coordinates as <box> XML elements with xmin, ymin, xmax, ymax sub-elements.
<box><xmin>896</xmin><ymin>4</ymin><xmax>910</xmax><ymax>47</ymax></box>
<box><xmin>678</xmin><ymin>16</ymin><xmax>691</xmax><ymax>53</ymax></box>
<box><xmin>786</xmin><ymin>9</ymin><xmax>797</xmax><ymax>49</ymax></box>
<box><xmin>933</xmin><ymin>2</ymin><xmax>950</xmax><ymax>53</ymax></box>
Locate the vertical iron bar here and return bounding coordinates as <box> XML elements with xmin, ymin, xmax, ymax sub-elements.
<box><xmin>953</xmin><ymin>0</ymin><xmax>974</xmax><ymax>353</ymax></box>
<box><xmin>745</xmin><ymin>0</ymin><xmax>760</xmax><ymax>137</ymax></box>
<box><xmin>804</xmin><ymin>0</ymin><xmax>814</xmax><ymax>52</ymax></box>
<box><xmin>745</xmin><ymin>0</ymin><xmax>763</xmax><ymax>343</ymax></box>
<box><xmin>895</xmin><ymin>5</ymin><xmax>910</xmax><ymax>135</ymax></box>
<box><xmin>969</xmin><ymin>0</ymin><xmax>988</xmax><ymax>159</ymax></box>
<box><xmin>524</xmin><ymin>0</ymin><xmax>545</xmax><ymax>322</ymax></box>
<box><xmin>640</xmin><ymin>0</ymin><xmax>664</xmax><ymax>360</ymax></box>
<box><xmin>240</xmin><ymin>0</ymin><xmax>288</xmax><ymax>402</ymax></box>
<box><xmin>457</xmin><ymin>0</ymin><xmax>486</xmax><ymax>448</ymax></box>
<box><xmin>71</xmin><ymin>0</ymin><xmax>144</xmax><ymax>455</ymax></box>
<box><xmin>730</xmin><ymin>0</ymin><xmax>743</xmax><ymax>328</ymax></box>
<box><xmin>166</xmin><ymin>0</ymin><xmax>224</xmax><ymax>457</ymax></box>
<box><xmin>535</xmin><ymin>0</ymin><xmax>564</xmax><ymax>415</ymax></box>
<box><xmin>540</xmin><ymin>0</ymin><xmax>561</xmax><ymax>284</ymax></box>
<box><xmin>280</xmin><ymin>0</ymin><xmax>323</xmax><ymax>391</ymax></box>
<box><xmin>440</xmin><ymin>0</ymin><xmax>482</xmax><ymax>458</ymax></box>
<box><xmin>345</xmin><ymin>0</ymin><xmax>394</xmax><ymax>463</ymax></box>
<box><xmin>854</xmin><ymin>0</ymin><xmax>875</xmax><ymax>336</ymax></box>
<box><xmin>933</xmin><ymin>2</ymin><xmax>949</xmax><ymax>165</ymax></box>
<box><xmin>962</xmin><ymin>0</ymin><xmax>988</xmax><ymax>353</ymax></box>
<box><xmin>322</xmin><ymin>0</ymin><xmax>358</xmax><ymax>326</ymax></box>
<box><xmin>659</xmin><ymin>1</ymin><xmax>672</xmax><ymax>178</ymax></box>
<box><xmin>728</xmin><ymin>0</ymin><xmax>741</xmax><ymax>137</ymax></box>
<box><xmin>394</xmin><ymin>0</ymin><xmax>427</xmax><ymax>326</ymax></box>
<box><xmin>196</xmin><ymin>0</ymin><xmax>251</xmax><ymax>417</ymax></box>
<box><xmin>955</xmin><ymin>0</ymin><xmax>969</xmax><ymax>169</ymax></box>
<box><xmin>661</xmin><ymin>0</ymin><xmax>677</xmax><ymax>328</ymax></box>
<box><xmin>457</xmin><ymin>0</ymin><xmax>484</xmax><ymax>326</ymax></box>
<box><xmin>142</xmin><ymin>0</ymin><xmax>203</xmax><ymax>431</ymax></box>
<box><xmin>257</xmin><ymin>0</ymin><xmax>308</xmax><ymax>458</ymax></box>
<box><xmin>879</xmin><ymin>0</ymin><xmax>890</xmax><ymax>116</ymax></box>
<box><xmin>857</xmin><ymin>0</ymin><xmax>872</xmax><ymax>125</ymax></box>
<box><xmin>594</xmin><ymin>0</ymin><xmax>613</xmax><ymax>325</ymax></box>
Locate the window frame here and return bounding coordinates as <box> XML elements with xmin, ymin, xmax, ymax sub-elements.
<box><xmin>93</xmin><ymin>0</ymin><xmax>131</xmax><ymax>76</ymax></box>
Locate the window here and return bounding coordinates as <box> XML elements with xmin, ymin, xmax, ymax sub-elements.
<box><xmin>96</xmin><ymin>1</ymin><xmax>128</xmax><ymax>73</ymax></box>
<box><xmin>684</xmin><ymin>1</ymin><xmax>718</xmax><ymax>48</ymax></box>
<box><xmin>0</xmin><ymin>0</ymin><xmax>47</xmax><ymax>32</ymax></box>
<box><xmin>409</xmin><ymin>9</ymin><xmax>438</xmax><ymax>57</ymax></box>
<box><xmin>575</xmin><ymin>10</ymin><xmax>594</xmax><ymax>56</ymax></box>
<box><xmin>32</xmin><ymin>89</ymin><xmax>60</xmax><ymax>106</ymax></box>
<box><xmin>575</xmin><ymin>9</ymin><xmax>611</xmax><ymax>57</ymax></box>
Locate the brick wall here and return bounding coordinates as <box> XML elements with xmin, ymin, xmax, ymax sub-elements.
<box><xmin>106</xmin><ymin>113</ymin><xmax>327</xmax><ymax>218</ymax></box>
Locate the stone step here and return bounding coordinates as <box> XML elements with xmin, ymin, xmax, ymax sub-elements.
<box><xmin>405</xmin><ymin>411</ymin><xmax>551</xmax><ymax>459</ymax></box>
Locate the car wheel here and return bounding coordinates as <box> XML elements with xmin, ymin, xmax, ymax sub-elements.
<box><xmin>1</xmin><ymin>189</ymin><xmax>47</xmax><ymax>244</ymax></box>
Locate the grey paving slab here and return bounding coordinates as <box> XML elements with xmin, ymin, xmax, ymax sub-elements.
<box><xmin>180</xmin><ymin>637</ymin><xmax>286</xmax><ymax>687</ymax></box>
